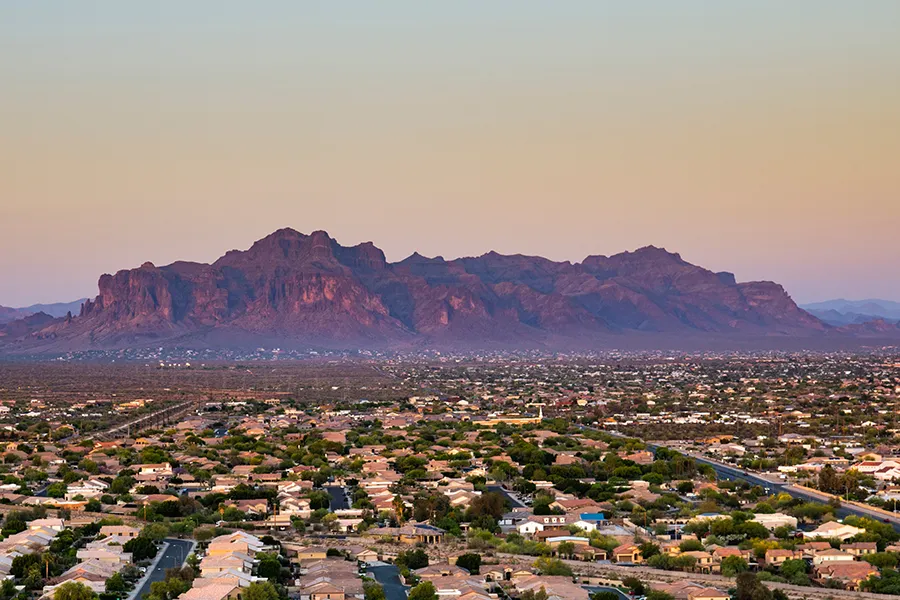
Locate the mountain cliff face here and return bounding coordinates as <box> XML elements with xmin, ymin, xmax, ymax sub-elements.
<box><xmin>3</xmin><ymin>228</ymin><xmax>834</xmax><ymax>351</ymax></box>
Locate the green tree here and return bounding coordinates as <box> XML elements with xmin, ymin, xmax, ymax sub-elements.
<box><xmin>53</xmin><ymin>582</ymin><xmax>97</xmax><ymax>600</ymax></box>
<box><xmin>865</xmin><ymin>552</ymin><xmax>899</xmax><ymax>569</ymax></box>
<box><xmin>123</xmin><ymin>537</ymin><xmax>157</xmax><ymax>561</ymax></box>
<box><xmin>735</xmin><ymin>572</ymin><xmax>771</xmax><ymax>600</ymax></box>
<box><xmin>556</xmin><ymin>541</ymin><xmax>575</xmax><ymax>559</ymax></box>
<box><xmin>243</xmin><ymin>582</ymin><xmax>280</xmax><ymax>600</ymax></box>
<box><xmin>105</xmin><ymin>573</ymin><xmax>127</xmax><ymax>594</ymax></box>
<box><xmin>408</xmin><ymin>581</ymin><xmax>437</xmax><ymax>600</ymax></box>
<box><xmin>141</xmin><ymin>523</ymin><xmax>170</xmax><ymax>541</ymax></box>
<box><xmin>256</xmin><ymin>553</ymin><xmax>282</xmax><ymax>580</ymax></box>
<box><xmin>46</xmin><ymin>483</ymin><xmax>67</xmax><ymax>498</ymax></box>
<box><xmin>621</xmin><ymin>578</ymin><xmax>645</xmax><ymax>596</ymax></box>
<box><xmin>533</xmin><ymin>557</ymin><xmax>572</xmax><ymax>577</ymax></box>
<box><xmin>396</xmin><ymin>549</ymin><xmax>429</xmax><ymax>570</ymax></box>
<box><xmin>454</xmin><ymin>553</ymin><xmax>481</xmax><ymax>575</ymax></box>
<box><xmin>721</xmin><ymin>555</ymin><xmax>749</xmax><ymax>577</ymax></box>
<box><xmin>780</xmin><ymin>558</ymin><xmax>807</xmax><ymax>579</ymax></box>
<box><xmin>364</xmin><ymin>582</ymin><xmax>386</xmax><ymax>600</ymax></box>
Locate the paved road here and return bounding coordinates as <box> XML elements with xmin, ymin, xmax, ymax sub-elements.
<box><xmin>601</xmin><ymin>429</ymin><xmax>900</xmax><ymax>533</ymax></box>
<box><xmin>488</xmin><ymin>484</ymin><xmax>526</xmax><ymax>508</ymax></box>
<box><xmin>326</xmin><ymin>485</ymin><xmax>350</xmax><ymax>510</ymax></box>
<box><xmin>366</xmin><ymin>564</ymin><xmax>408</xmax><ymax>600</ymax></box>
<box><xmin>133</xmin><ymin>539</ymin><xmax>195</xmax><ymax>600</ymax></box>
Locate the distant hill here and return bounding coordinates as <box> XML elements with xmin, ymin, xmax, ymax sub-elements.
<box><xmin>17</xmin><ymin>299</ymin><xmax>88</xmax><ymax>318</ymax></box>
<box><xmin>801</xmin><ymin>299</ymin><xmax>900</xmax><ymax>326</ymax></box>
<box><xmin>0</xmin><ymin>299</ymin><xmax>87</xmax><ymax>325</ymax></box>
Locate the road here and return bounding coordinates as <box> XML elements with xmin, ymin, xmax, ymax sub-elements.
<box><xmin>326</xmin><ymin>485</ymin><xmax>350</xmax><ymax>510</ymax></box>
<box><xmin>601</xmin><ymin>428</ymin><xmax>900</xmax><ymax>533</ymax></box>
<box><xmin>366</xmin><ymin>564</ymin><xmax>408</xmax><ymax>600</ymax></box>
<box><xmin>132</xmin><ymin>539</ymin><xmax>195</xmax><ymax>600</ymax></box>
<box><xmin>487</xmin><ymin>484</ymin><xmax>526</xmax><ymax>508</ymax></box>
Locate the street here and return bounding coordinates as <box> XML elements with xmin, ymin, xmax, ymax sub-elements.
<box><xmin>326</xmin><ymin>485</ymin><xmax>350</xmax><ymax>510</ymax></box>
<box><xmin>366</xmin><ymin>564</ymin><xmax>408</xmax><ymax>600</ymax></box>
<box><xmin>602</xmin><ymin>428</ymin><xmax>900</xmax><ymax>533</ymax></box>
<box><xmin>487</xmin><ymin>484</ymin><xmax>526</xmax><ymax>508</ymax></box>
<box><xmin>132</xmin><ymin>539</ymin><xmax>195</xmax><ymax>600</ymax></box>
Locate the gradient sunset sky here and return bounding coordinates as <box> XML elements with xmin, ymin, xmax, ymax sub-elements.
<box><xmin>2</xmin><ymin>2</ymin><xmax>899</xmax><ymax>307</ymax></box>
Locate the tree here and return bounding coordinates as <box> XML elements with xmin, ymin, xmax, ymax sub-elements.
<box><xmin>105</xmin><ymin>573</ymin><xmax>127</xmax><ymax>594</ymax></box>
<box><xmin>11</xmin><ymin>553</ymin><xmax>41</xmax><ymax>578</ymax></box>
<box><xmin>243</xmin><ymin>582</ymin><xmax>280</xmax><ymax>600</ymax></box>
<box><xmin>124</xmin><ymin>537</ymin><xmax>157</xmax><ymax>561</ymax></box>
<box><xmin>865</xmin><ymin>552</ymin><xmax>899</xmax><ymax>569</ymax></box>
<box><xmin>520</xmin><ymin>588</ymin><xmax>548</xmax><ymax>600</ymax></box>
<box><xmin>140</xmin><ymin>523</ymin><xmax>170</xmax><ymax>541</ymax></box>
<box><xmin>780</xmin><ymin>559</ymin><xmax>807</xmax><ymax>579</ymax></box>
<box><xmin>364</xmin><ymin>582</ymin><xmax>386</xmax><ymax>600</ymax></box>
<box><xmin>735</xmin><ymin>573</ymin><xmax>771</xmax><ymax>600</ymax></box>
<box><xmin>557</xmin><ymin>541</ymin><xmax>576</xmax><ymax>559</ymax></box>
<box><xmin>256</xmin><ymin>553</ymin><xmax>282</xmax><ymax>580</ymax></box>
<box><xmin>408</xmin><ymin>581</ymin><xmax>437</xmax><ymax>600</ymax></box>
<box><xmin>621</xmin><ymin>577</ymin><xmax>645</xmax><ymax>596</ymax></box>
<box><xmin>46</xmin><ymin>482</ymin><xmax>67</xmax><ymax>498</ymax></box>
<box><xmin>54</xmin><ymin>582</ymin><xmax>97</xmax><ymax>600</ymax></box>
<box><xmin>453</xmin><ymin>553</ymin><xmax>481</xmax><ymax>574</ymax></box>
<box><xmin>397</xmin><ymin>549</ymin><xmax>429</xmax><ymax>570</ymax></box>
<box><xmin>467</xmin><ymin>492</ymin><xmax>508</xmax><ymax>519</ymax></box>
<box><xmin>721</xmin><ymin>555</ymin><xmax>749</xmax><ymax>577</ymax></box>
<box><xmin>646</xmin><ymin>592</ymin><xmax>675</xmax><ymax>600</ymax></box>
<box><xmin>533</xmin><ymin>557</ymin><xmax>572</xmax><ymax>577</ymax></box>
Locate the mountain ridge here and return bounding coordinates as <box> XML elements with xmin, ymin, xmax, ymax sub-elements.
<box><xmin>0</xmin><ymin>228</ymin><xmax>867</xmax><ymax>354</ymax></box>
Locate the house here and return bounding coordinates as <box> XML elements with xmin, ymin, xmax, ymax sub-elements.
<box><xmin>764</xmin><ymin>549</ymin><xmax>801</xmax><ymax>567</ymax></box>
<box><xmin>612</xmin><ymin>544</ymin><xmax>642</xmax><ymax>564</ymax></box>
<box><xmin>652</xmin><ymin>581</ymin><xmax>729</xmax><ymax>600</ymax></box>
<box><xmin>796</xmin><ymin>541</ymin><xmax>832</xmax><ymax>558</ymax></box>
<box><xmin>66</xmin><ymin>479</ymin><xmax>110</xmax><ymax>499</ymax></box>
<box><xmin>133</xmin><ymin>463</ymin><xmax>174</xmax><ymax>476</ymax></box>
<box><xmin>179</xmin><ymin>583</ymin><xmax>242</xmax><ymax>600</ymax></box>
<box><xmin>365</xmin><ymin>523</ymin><xmax>445</xmax><ymax>544</ymax></box>
<box><xmin>516</xmin><ymin>515</ymin><xmax>571</xmax><ymax>536</ymax></box>
<box><xmin>681</xmin><ymin>551</ymin><xmax>714</xmax><ymax>573</ymax></box>
<box><xmin>804</xmin><ymin>521</ymin><xmax>866</xmax><ymax>541</ymax></box>
<box><xmin>815</xmin><ymin>561</ymin><xmax>879</xmax><ymax>591</ymax></box>
<box><xmin>841</xmin><ymin>542</ymin><xmax>877</xmax><ymax>556</ymax></box>
<box><xmin>295</xmin><ymin>547</ymin><xmax>329</xmax><ymax>562</ymax></box>
<box><xmin>99</xmin><ymin>525</ymin><xmax>141</xmax><ymax>540</ymax></box>
<box><xmin>812</xmin><ymin>549</ymin><xmax>855</xmax><ymax>566</ymax></box>
<box><xmin>30</xmin><ymin>518</ymin><xmax>65</xmax><ymax>532</ymax></box>
<box><xmin>297</xmin><ymin>581</ymin><xmax>346</xmax><ymax>600</ymax></box>
<box><xmin>752</xmin><ymin>513</ymin><xmax>797</xmax><ymax>531</ymax></box>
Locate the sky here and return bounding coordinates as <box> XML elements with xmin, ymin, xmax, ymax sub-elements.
<box><xmin>2</xmin><ymin>2</ymin><xmax>899</xmax><ymax>307</ymax></box>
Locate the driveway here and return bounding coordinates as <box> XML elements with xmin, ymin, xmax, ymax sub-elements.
<box><xmin>366</xmin><ymin>564</ymin><xmax>408</xmax><ymax>600</ymax></box>
<box><xmin>132</xmin><ymin>539</ymin><xmax>195</xmax><ymax>600</ymax></box>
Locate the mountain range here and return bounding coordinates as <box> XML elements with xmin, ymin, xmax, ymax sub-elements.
<box><xmin>0</xmin><ymin>299</ymin><xmax>88</xmax><ymax>325</ymax></box>
<box><xmin>1</xmin><ymin>228</ymin><xmax>897</xmax><ymax>354</ymax></box>
<box><xmin>801</xmin><ymin>299</ymin><xmax>900</xmax><ymax>326</ymax></box>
